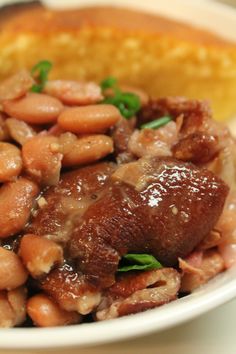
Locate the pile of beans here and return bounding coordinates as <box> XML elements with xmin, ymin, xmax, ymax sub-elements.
<box><xmin>0</xmin><ymin>68</ymin><xmax>149</xmax><ymax>327</ymax></box>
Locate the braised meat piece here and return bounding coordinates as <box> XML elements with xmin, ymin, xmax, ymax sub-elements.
<box><xmin>172</xmin><ymin>132</ymin><xmax>220</xmax><ymax>164</ymax></box>
<box><xmin>41</xmin><ymin>263</ymin><xmax>102</xmax><ymax>315</ymax></box>
<box><xmin>137</xmin><ymin>97</ymin><xmax>211</xmax><ymax>128</ymax></box>
<box><xmin>69</xmin><ymin>157</ymin><xmax>228</xmax><ymax>286</ymax></box>
<box><xmin>96</xmin><ymin>268</ymin><xmax>181</xmax><ymax>320</ymax></box>
<box><xmin>28</xmin><ymin>162</ymin><xmax>116</xmax><ymax>242</ymax></box>
<box><xmin>29</xmin><ymin>156</ymin><xmax>228</xmax><ymax>289</ymax></box>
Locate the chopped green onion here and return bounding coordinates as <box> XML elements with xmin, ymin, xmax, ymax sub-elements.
<box><xmin>141</xmin><ymin>116</ymin><xmax>172</xmax><ymax>130</ymax></box>
<box><xmin>103</xmin><ymin>92</ymin><xmax>141</xmax><ymax>119</ymax></box>
<box><xmin>118</xmin><ymin>253</ymin><xmax>162</xmax><ymax>272</ymax></box>
<box><xmin>100</xmin><ymin>77</ymin><xmax>118</xmax><ymax>91</ymax></box>
<box><xmin>100</xmin><ymin>77</ymin><xmax>141</xmax><ymax>119</ymax></box>
<box><xmin>31</xmin><ymin>60</ymin><xmax>52</xmax><ymax>93</ymax></box>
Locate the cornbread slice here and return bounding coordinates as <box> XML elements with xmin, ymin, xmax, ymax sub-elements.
<box><xmin>0</xmin><ymin>2</ymin><xmax>236</xmax><ymax>120</ymax></box>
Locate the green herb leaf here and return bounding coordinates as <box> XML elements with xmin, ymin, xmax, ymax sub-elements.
<box><xmin>141</xmin><ymin>116</ymin><xmax>172</xmax><ymax>130</ymax></box>
<box><xmin>118</xmin><ymin>253</ymin><xmax>162</xmax><ymax>272</ymax></box>
<box><xmin>100</xmin><ymin>77</ymin><xmax>118</xmax><ymax>91</ymax></box>
<box><xmin>103</xmin><ymin>92</ymin><xmax>141</xmax><ymax>119</ymax></box>
<box><xmin>101</xmin><ymin>77</ymin><xmax>141</xmax><ymax>119</ymax></box>
<box><xmin>31</xmin><ymin>60</ymin><xmax>52</xmax><ymax>93</ymax></box>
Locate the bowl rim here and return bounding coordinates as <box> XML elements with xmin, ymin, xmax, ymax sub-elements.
<box><xmin>1</xmin><ymin>0</ymin><xmax>236</xmax><ymax>349</ymax></box>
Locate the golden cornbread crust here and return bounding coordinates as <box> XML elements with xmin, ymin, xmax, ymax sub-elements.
<box><xmin>1</xmin><ymin>1</ymin><xmax>236</xmax><ymax>120</ymax></box>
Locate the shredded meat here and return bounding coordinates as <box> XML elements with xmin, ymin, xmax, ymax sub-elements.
<box><xmin>129</xmin><ymin>121</ymin><xmax>178</xmax><ymax>158</ymax></box>
<box><xmin>179</xmin><ymin>250</ymin><xmax>225</xmax><ymax>292</ymax></box>
<box><xmin>197</xmin><ymin>229</ymin><xmax>222</xmax><ymax>250</ymax></box>
<box><xmin>96</xmin><ymin>268</ymin><xmax>181</xmax><ymax>320</ymax></box>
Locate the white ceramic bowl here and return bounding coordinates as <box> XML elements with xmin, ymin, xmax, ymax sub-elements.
<box><xmin>1</xmin><ymin>0</ymin><xmax>236</xmax><ymax>349</ymax></box>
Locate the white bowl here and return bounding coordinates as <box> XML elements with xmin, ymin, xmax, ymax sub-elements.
<box><xmin>1</xmin><ymin>0</ymin><xmax>236</xmax><ymax>349</ymax></box>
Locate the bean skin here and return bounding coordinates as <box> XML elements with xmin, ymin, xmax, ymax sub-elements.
<box><xmin>0</xmin><ymin>70</ymin><xmax>34</xmax><ymax>102</ymax></box>
<box><xmin>0</xmin><ymin>178</ymin><xmax>39</xmax><ymax>238</ymax></box>
<box><xmin>0</xmin><ymin>287</ymin><xmax>27</xmax><ymax>327</ymax></box>
<box><xmin>27</xmin><ymin>294</ymin><xmax>81</xmax><ymax>327</ymax></box>
<box><xmin>0</xmin><ymin>142</ymin><xmax>22</xmax><ymax>182</ymax></box>
<box><xmin>58</xmin><ymin>104</ymin><xmax>121</xmax><ymax>134</ymax></box>
<box><xmin>2</xmin><ymin>93</ymin><xmax>64</xmax><ymax>124</ymax></box>
<box><xmin>22</xmin><ymin>135</ymin><xmax>62</xmax><ymax>186</ymax></box>
<box><xmin>19</xmin><ymin>234</ymin><xmax>63</xmax><ymax>278</ymax></box>
<box><xmin>0</xmin><ymin>247</ymin><xmax>28</xmax><ymax>290</ymax></box>
<box><xmin>0</xmin><ymin>113</ymin><xmax>10</xmax><ymax>142</ymax></box>
<box><xmin>6</xmin><ymin>118</ymin><xmax>36</xmax><ymax>145</ymax></box>
<box><xmin>7</xmin><ymin>286</ymin><xmax>27</xmax><ymax>326</ymax></box>
<box><xmin>44</xmin><ymin>80</ymin><xmax>103</xmax><ymax>105</ymax></box>
<box><xmin>0</xmin><ymin>292</ymin><xmax>15</xmax><ymax>327</ymax></box>
<box><xmin>61</xmin><ymin>134</ymin><xmax>114</xmax><ymax>167</ymax></box>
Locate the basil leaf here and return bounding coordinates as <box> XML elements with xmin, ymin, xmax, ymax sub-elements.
<box><xmin>118</xmin><ymin>253</ymin><xmax>162</xmax><ymax>272</ymax></box>
<box><xmin>31</xmin><ymin>60</ymin><xmax>52</xmax><ymax>93</ymax></box>
<box><xmin>141</xmin><ymin>116</ymin><xmax>172</xmax><ymax>130</ymax></box>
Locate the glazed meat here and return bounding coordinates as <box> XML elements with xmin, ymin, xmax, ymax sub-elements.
<box><xmin>172</xmin><ymin>132</ymin><xmax>220</xmax><ymax>164</ymax></box>
<box><xmin>41</xmin><ymin>263</ymin><xmax>102</xmax><ymax>315</ymax></box>
<box><xmin>29</xmin><ymin>156</ymin><xmax>228</xmax><ymax>288</ymax></box>
<box><xmin>69</xmin><ymin>157</ymin><xmax>228</xmax><ymax>286</ymax></box>
<box><xmin>28</xmin><ymin>162</ymin><xmax>116</xmax><ymax>242</ymax></box>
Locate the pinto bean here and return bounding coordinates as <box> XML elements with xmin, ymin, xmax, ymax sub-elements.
<box><xmin>0</xmin><ymin>142</ymin><xmax>22</xmax><ymax>182</ymax></box>
<box><xmin>58</xmin><ymin>104</ymin><xmax>121</xmax><ymax>134</ymax></box>
<box><xmin>19</xmin><ymin>234</ymin><xmax>63</xmax><ymax>278</ymax></box>
<box><xmin>0</xmin><ymin>247</ymin><xmax>28</xmax><ymax>290</ymax></box>
<box><xmin>2</xmin><ymin>93</ymin><xmax>64</xmax><ymax>124</ymax></box>
<box><xmin>0</xmin><ymin>287</ymin><xmax>27</xmax><ymax>327</ymax></box>
<box><xmin>0</xmin><ymin>292</ymin><xmax>15</xmax><ymax>327</ymax></box>
<box><xmin>27</xmin><ymin>294</ymin><xmax>81</xmax><ymax>327</ymax></box>
<box><xmin>48</xmin><ymin>124</ymin><xmax>65</xmax><ymax>136</ymax></box>
<box><xmin>0</xmin><ymin>70</ymin><xmax>34</xmax><ymax>102</ymax></box>
<box><xmin>0</xmin><ymin>113</ymin><xmax>10</xmax><ymax>142</ymax></box>
<box><xmin>7</xmin><ymin>287</ymin><xmax>27</xmax><ymax>326</ymax></box>
<box><xmin>44</xmin><ymin>80</ymin><xmax>103</xmax><ymax>105</ymax></box>
<box><xmin>0</xmin><ymin>178</ymin><xmax>39</xmax><ymax>238</ymax></box>
<box><xmin>61</xmin><ymin>134</ymin><xmax>114</xmax><ymax>167</ymax></box>
<box><xmin>22</xmin><ymin>135</ymin><xmax>62</xmax><ymax>186</ymax></box>
<box><xmin>5</xmin><ymin>118</ymin><xmax>36</xmax><ymax>145</ymax></box>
